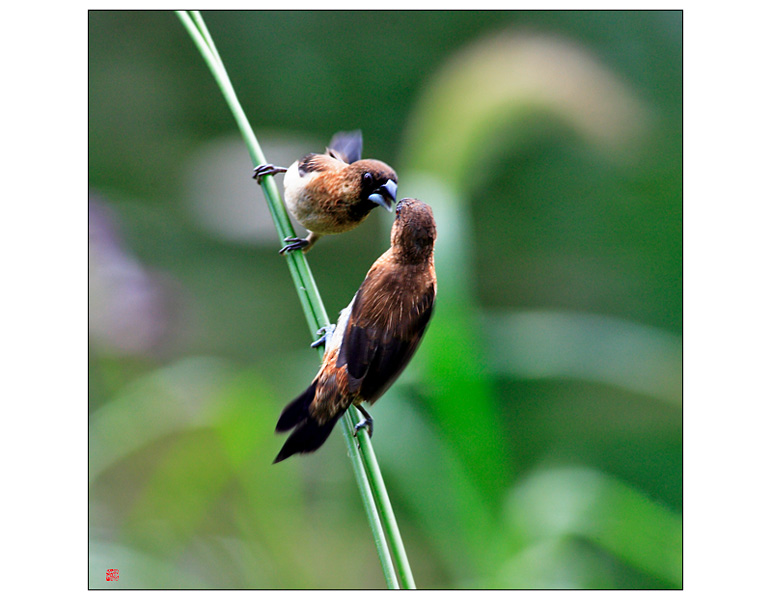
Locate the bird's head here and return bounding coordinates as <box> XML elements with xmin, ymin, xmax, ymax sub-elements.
<box><xmin>390</xmin><ymin>198</ymin><xmax>436</xmax><ymax>262</ymax></box>
<box><xmin>352</xmin><ymin>160</ymin><xmax>398</xmax><ymax>213</ymax></box>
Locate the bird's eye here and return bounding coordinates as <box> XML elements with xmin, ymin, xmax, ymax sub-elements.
<box><xmin>363</xmin><ymin>172</ymin><xmax>374</xmax><ymax>187</ymax></box>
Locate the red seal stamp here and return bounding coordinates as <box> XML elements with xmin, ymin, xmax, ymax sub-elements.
<box><xmin>106</xmin><ymin>569</ymin><xmax>119</xmax><ymax>582</ymax></box>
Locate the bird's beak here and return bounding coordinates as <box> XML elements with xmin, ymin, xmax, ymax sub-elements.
<box><xmin>368</xmin><ymin>179</ymin><xmax>398</xmax><ymax>212</ymax></box>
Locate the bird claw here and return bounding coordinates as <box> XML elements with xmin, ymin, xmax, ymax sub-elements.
<box><xmin>279</xmin><ymin>236</ymin><xmax>310</xmax><ymax>254</ymax></box>
<box><xmin>354</xmin><ymin>418</ymin><xmax>373</xmax><ymax>438</ymax></box>
<box><xmin>310</xmin><ymin>324</ymin><xmax>335</xmax><ymax>349</ymax></box>
<box><xmin>353</xmin><ymin>405</ymin><xmax>374</xmax><ymax>438</ymax></box>
<box><xmin>253</xmin><ymin>163</ymin><xmax>287</xmax><ymax>184</ymax></box>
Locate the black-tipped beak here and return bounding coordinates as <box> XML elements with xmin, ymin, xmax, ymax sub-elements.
<box><xmin>368</xmin><ymin>179</ymin><xmax>398</xmax><ymax>212</ymax></box>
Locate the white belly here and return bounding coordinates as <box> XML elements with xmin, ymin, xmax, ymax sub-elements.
<box><xmin>282</xmin><ymin>161</ymin><xmax>331</xmax><ymax>232</ymax></box>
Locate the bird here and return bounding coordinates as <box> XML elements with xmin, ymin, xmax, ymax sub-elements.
<box><xmin>273</xmin><ymin>198</ymin><xmax>437</xmax><ymax>463</ymax></box>
<box><xmin>253</xmin><ymin>130</ymin><xmax>398</xmax><ymax>254</ymax></box>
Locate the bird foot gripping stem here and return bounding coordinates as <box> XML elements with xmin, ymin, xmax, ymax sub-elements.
<box><xmin>253</xmin><ymin>163</ymin><xmax>287</xmax><ymax>185</ymax></box>
<box><xmin>310</xmin><ymin>324</ymin><xmax>335</xmax><ymax>349</ymax></box>
<box><xmin>279</xmin><ymin>236</ymin><xmax>310</xmax><ymax>254</ymax></box>
<box><xmin>353</xmin><ymin>405</ymin><xmax>374</xmax><ymax>439</ymax></box>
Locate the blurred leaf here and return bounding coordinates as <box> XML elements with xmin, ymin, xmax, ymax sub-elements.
<box><xmin>505</xmin><ymin>466</ymin><xmax>682</xmax><ymax>587</ymax></box>
<box><xmin>402</xmin><ymin>30</ymin><xmax>649</xmax><ymax>188</ymax></box>
<box><xmin>124</xmin><ymin>428</ymin><xmax>232</xmax><ymax>553</ymax></box>
<box><xmin>483</xmin><ymin>309</ymin><xmax>682</xmax><ymax>405</ymax></box>
<box><xmin>376</xmin><ymin>392</ymin><xmax>503</xmax><ymax>582</ymax></box>
<box><xmin>89</xmin><ymin>357</ymin><xmax>235</xmax><ymax>482</ymax></box>
<box><xmin>492</xmin><ymin>537</ymin><xmax>654</xmax><ymax>589</ymax></box>
<box><xmin>111</xmin><ymin>365</ymin><xmax>285</xmax><ymax>559</ymax></box>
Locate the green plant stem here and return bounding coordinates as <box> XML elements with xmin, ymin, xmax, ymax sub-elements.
<box><xmin>347</xmin><ymin>412</ymin><xmax>416</xmax><ymax>589</ymax></box>
<box><xmin>176</xmin><ymin>11</ymin><xmax>414</xmax><ymax>589</ymax></box>
<box><xmin>177</xmin><ymin>10</ymin><xmax>325</xmax><ymax>334</ymax></box>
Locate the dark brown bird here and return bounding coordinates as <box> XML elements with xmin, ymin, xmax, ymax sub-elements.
<box><xmin>273</xmin><ymin>198</ymin><xmax>437</xmax><ymax>463</ymax></box>
<box><xmin>253</xmin><ymin>130</ymin><xmax>398</xmax><ymax>254</ymax></box>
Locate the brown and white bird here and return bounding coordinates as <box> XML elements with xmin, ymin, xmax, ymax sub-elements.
<box><xmin>273</xmin><ymin>198</ymin><xmax>437</xmax><ymax>463</ymax></box>
<box><xmin>253</xmin><ymin>130</ymin><xmax>398</xmax><ymax>254</ymax></box>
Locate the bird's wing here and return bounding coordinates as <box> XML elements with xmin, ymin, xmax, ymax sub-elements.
<box><xmin>338</xmin><ymin>266</ymin><xmax>435</xmax><ymax>402</ymax></box>
<box><xmin>297</xmin><ymin>153</ymin><xmax>340</xmax><ymax>176</ymax></box>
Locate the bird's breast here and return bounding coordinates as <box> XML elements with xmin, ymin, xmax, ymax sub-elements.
<box><xmin>283</xmin><ymin>164</ymin><xmax>363</xmax><ymax>234</ymax></box>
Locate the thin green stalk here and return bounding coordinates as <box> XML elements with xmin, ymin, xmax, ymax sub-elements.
<box><xmin>346</xmin><ymin>412</ymin><xmax>416</xmax><ymax>589</ymax></box>
<box><xmin>176</xmin><ymin>11</ymin><xmax>325</xmax><ymax>334</ymax></box>
<box><xmin>176</xmin><ymin>11</ymin><xmax>415</xmax><ymax>589</ymax></box>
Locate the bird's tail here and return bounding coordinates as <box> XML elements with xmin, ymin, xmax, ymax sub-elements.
<box><xmin>273</xmin><ymin>381</ymin><xmax>342</xmax><ymax>463</ymax></box>
<box><xmin>327</xmin><ymin>130</ymin><xmax>363</xmax><ymax>164</ymax></box>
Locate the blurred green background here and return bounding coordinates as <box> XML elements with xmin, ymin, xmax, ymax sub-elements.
<box><xmin>88</xmin><ymin>10</ymin><xmax>682</xmax><ymax>589</ymax></box>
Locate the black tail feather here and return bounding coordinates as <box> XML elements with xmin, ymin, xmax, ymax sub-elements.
<box><xmin>276</xmin><ymin>382</ymin><xmax>317</xmax><ymax>432</ymax></box>
<box><xmin>274</xmin><ymin>380</ymin><xmax>343</xmax><ymax>463</ymax></box>
<box><xmin>273</xmin><ymin>414</ymin><xmax>341</xmax><ymax>464</ymax></box>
